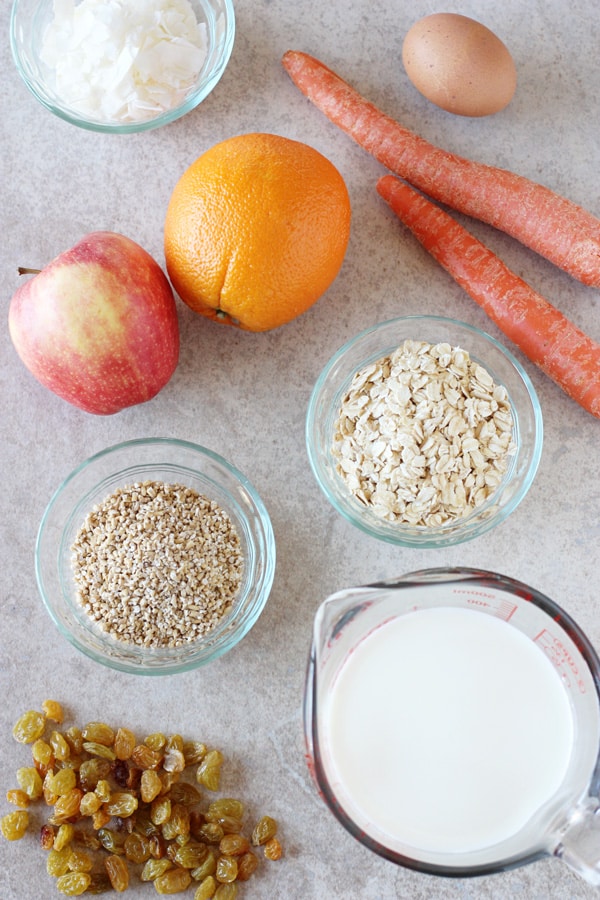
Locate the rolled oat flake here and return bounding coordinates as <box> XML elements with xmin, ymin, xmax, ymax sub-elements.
<box><xmin>332</xmin><ymin>339</ymin><xmax>515</xmax><ymax>526</ymax></box>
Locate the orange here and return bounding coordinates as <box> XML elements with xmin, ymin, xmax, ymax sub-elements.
<box><xmin>163</xmin><ymin>133</ymin><xmax>351</xmax><ymax>332</ymax></box>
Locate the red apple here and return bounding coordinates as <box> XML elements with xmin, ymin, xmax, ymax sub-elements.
<box><xmin>8</xmin><ymin>231</ymin><xmax>180</xmax><ymax>415</ymax></box>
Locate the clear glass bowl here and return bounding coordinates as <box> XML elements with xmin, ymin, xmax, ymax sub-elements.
<box><xmin>306</xmin><ymin>315</ymin><xmax>543</xmax><ymax>548</ymax></box>
<box><xmin>36</xmin><ymin>438</ymin><xmax>275</xmax><ymax>674</ymax></box>
<box><xmin>10</xmin><ymin>0</ymin><xmax>235</xmax><ymax>133</ymax></box>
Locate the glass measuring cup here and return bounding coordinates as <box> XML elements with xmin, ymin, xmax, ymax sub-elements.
<box><xmin>304</xmin><ymin>567</ymin><xmax>600</xmax><ymax>882</ymax></box>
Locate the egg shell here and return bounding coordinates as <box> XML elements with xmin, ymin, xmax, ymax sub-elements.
<box><xmin>402</xmin><ymin>13</ymin><xmax>517</xmax><ymax>117</ymax></box>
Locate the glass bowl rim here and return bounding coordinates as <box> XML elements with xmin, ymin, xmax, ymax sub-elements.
<box><xmin>35</xmin><ymin>437</ymin><xmax>276</xmax><ymax>674</ymax></box>
<box><xmin>305</xmin><ymin>314</ymin><xmax>544</xmax><ymax>548</ymax></box>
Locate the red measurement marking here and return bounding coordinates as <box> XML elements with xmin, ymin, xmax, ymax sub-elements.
<box><xmin>452</xmin><ymin>588</ymin><xmax>496</xmax><ymax>600</ymax></box>
<box><xmin>534</xmin><ymin>629</ymin><xmax>587</xmax><ymax>694</ymax></box>
<box><xmin>497</xmin><ymin>599</ymin><xmax>518</xmax><ymax>621</ymax></box>
<box><xmin>452</xmin><ymin>588</ymin><xmax>517</xmax><ymax>621</ymax></box>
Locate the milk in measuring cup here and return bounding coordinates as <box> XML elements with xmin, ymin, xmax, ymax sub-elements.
<box><xmin>322</xmin><ymin>606</ymin><xmax>575</xmax><ymax>853</ymax></box>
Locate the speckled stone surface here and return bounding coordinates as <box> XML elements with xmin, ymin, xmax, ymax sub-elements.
<box><xmin>1</xmin><ymin>1</ymin><xmax>599</xmax><ymax>898</ymax></box>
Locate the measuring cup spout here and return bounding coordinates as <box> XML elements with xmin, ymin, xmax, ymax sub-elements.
<box><xmin>554</xmin><ymin>798</ymin><xmax>600</xmax><ymax>886</ymax></box>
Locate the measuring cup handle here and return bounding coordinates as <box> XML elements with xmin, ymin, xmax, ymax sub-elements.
<box><xmin>554</xmin><ymin>798</ymin><xmax>600</xmax><ymax>886</ymax></box>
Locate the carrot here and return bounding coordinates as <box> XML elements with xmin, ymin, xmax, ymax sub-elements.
<box><xmin>282</xmin><ymin>50</ymin><xmax>600</xmax><ymax>289</ymax></box>
<box><xmin>376</xmin><ymin>174</ymin><xmax>600</xmax><ymax>418</ymax></box>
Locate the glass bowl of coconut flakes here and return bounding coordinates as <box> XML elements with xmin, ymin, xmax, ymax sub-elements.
<box><xmin>10</xmin><ymin>0</ymin><xmax>235</xmax><ymax>133</ymax></box>
<box><xmin>306</xmin><ymin>316</ymin><xmax>543</xmax><ymax>548</ymax></box>
<box><xmin>35</xmin><ymin>438</ymin><xmax>275</xmax><ymax>674</ymax></box>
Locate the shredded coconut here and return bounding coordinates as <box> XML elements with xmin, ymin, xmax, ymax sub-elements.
<box><xmin>40</xmin><ymin>0</ymin><xmax>208</xmax><ymax>123</ymax></box>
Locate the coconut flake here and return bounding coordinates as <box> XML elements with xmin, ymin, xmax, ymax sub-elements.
<box><xmin>40</xmin><ymin>0</ymin><xmax>208</xmax><ymax>123</ymax></box>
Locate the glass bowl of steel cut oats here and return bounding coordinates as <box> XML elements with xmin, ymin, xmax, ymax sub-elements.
<box><xmin>35</xmin><ymin>438</ymin><xmax>275</xmax><ymax>674</ymax></box>
<box><xmin>306</xmin><ymin>316</ymin><xmax>543</xmax><ymax>548</ymax></box>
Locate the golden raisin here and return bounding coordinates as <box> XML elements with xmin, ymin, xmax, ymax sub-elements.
<box><xmin>82</xmin><ymin>741</ymin><xmax>116</xmax><ymax>761</ymax></box>
<box><xmin>1</xmin><ymin>809</ymin><xmax>29</xmax><ymax>841</ymax></box>
<box><xmin>104</xmin><ymin>854</ymin><xmax>130</xmax><ymax>892</ymax></box>
<box><xmin>79</xmin><ymin>791</ymin><xmax>102</xmax><ymax>816</ymax></box>
<box><xmin>219</xmin><ymin>833</ymin><xmax>250</xmax><ymax>856</ymax></box>
<box><xmin>148</xmin><ymin>833</ymin><xmax>166</xmax><ymax>859</ymax></box>
<box><xmin>140</xmin><ymin>769</ymin><xmax>163</xmax><ymax>803</ymax></box>
<box><xmin>56</xmin><ymin>872</ymin><xmax>91</xmax><ymax>895</ymax></box>
<box><xmin>160</xmin><ymin>770</ymin><xmax>181</xmax><ymax>795</ymax></box>
<box><xmin>196</xmin><ymin>750</ymin><xmax>223</xmax><ymax>791</ymax></box>
<box><xmin>97</xmin><ymin>828</ymin><xmax>127</xmax><ymax>855</ymax></box>
<box><xmin>114</xmin><ymin>727</ymin><xmax>136</xmax><ymax>760</ymax></box>
<box><xmin>54</xmin><ymin>823</ymin><xmax>75</xmax><ymax>851</ymax></box>
<box><xmin>151</xmin><ymin>796</ymin><xmax>172</xmax><ymax>826</ymax></box>
<box><xmin>190</xmin><ymin>847</ymin><xmax>218</xmax><ymax>880</ymax></box>
<box><xmin>198</xmin><ymin>822</ymin><xmax>224</xmax><ymax>844</ymax></box>
<box><xmin>163</xmin><ymin>746</ymin><xmax>186</xmax><ymax>774</ymax></box>
<box><xmin>168</xmin><ymin>782</ymin><xmax>203</xmax><ymax>807</ymax></box>
<box><xmin>251</xmin><ymin>815</ymin><xmax>278</xmax><ymax>846</ymax></box>
<box><xmin>167</xmin><ymin>733</ymin><xmax>184</xmax><ymax>752</ymax></box>
<box><xmin>6</xmin><ymin>788</ymin><xmax>30</xmax><ymax>808</ymax></box>
<box><xmin>86</xmin><ymin>872</ymin><xmax>113</xmax><ymax>893</ymax></box>
<box><xmin>206</xmin><ymin>799</ymin><xmax>244</xmax><ymax>822</ymax></box>
<box><xmin>75</xmin><ymin>831</ymin><xmax>101</xmax><ymax>851</ymax></box>
<box><xmin>40</xmin><ymin>823</ymin><xmax>56</xmax><ymax>849</ymax></box>
<box><xmin>141</xmin><ymin>857</ymin><xmax>173</xmax><ymax>881</ymax></box>
<box><xmin>145</xmin><ymin>732</ymin><xmax>167</xmax><ymax>752</ymax></box>
<box><xmin>94</xmin><ymin>779</ymin><xmax>111</xmax><ymax>803</ymax></box>
<box><xmin>16</xmin><ymin>766</ymin><xmax>43</xmax><ymax>800</ymax></box>
<box><xmin>236</xmin><ymin>851</ymin><xmax>258</xmax><ymax>881</ymax></box>
<box><xmin>264</xmin><ymin>837</ymin><xmax>283</xmax><ymax>860</ymax></box>
<box><xmin>31</xmin><ymin>739</ymin><xmax>54</xmax><ymax>769</ymax></box>
<box><xmin>134</xmin><ymin>808</ymin><xmax>160</xmax><ymax>838</ymax></box>
<box><xmin>104</xmin><ymin>791</ymin><xmax>138</xmax><ymax>818</ymax></box>
<box><xmin>42</xmin><ymin>700</ymin><xmax>64</xmax><ymax>723</ymax></box>
<box><xmin>154</xmin><ymin>867</ymin><xmax>192</xmax><ymax>894</ymax></box>
<box><xmin>215</xmin><ymin>855</ymin><xmax>238</xmax><ymax>883</ymax></box>
<box><xmin>63</xmin><ymin>727</ymin><xmax>83</xmax><ymax>755</ymax></box>
<box><xmin>194</xmin><ymin>876</ymin><xmax>217</xmax><ymax>900</ymax></box>
<box><xmin>49</xmin><ymin>731</ymin><xmax>71</xmax><ymax>762</ymax></box>
<box><xmin>91</xmin><ymin>808</ymin><xmax>111</xmax><ymax>830</ymax></box>
<box><xmin>214</xmin><ymin>884</ymin><xmax>238</xmax><ymax>900</ymax></box>
<box><xmin>43</xmin><ymin>770</ymin><xmax>59</xmax><ymax>805</ymax></box>
<box><xmin>13</xmin><ymin>710</ymin><xmax>46</xmax><ymax>744</ymax></box>
<box><xmin>217</xmin><ymin>815</ymin><xmax>243</xmax><ymax>835</ymax></box>
<box><xmin>161</xmin><ymin>803</ymin><xmax>189</xmax><ymax>840</ymax></box>
<box><xmin>68</xmin><ymin>848</ymin><xmax>93</xmax><ymax>872</ymax></box>
<box><xmin>131</xmin><ymin>744</ymin><xmax>163</xmax><ymax>770</ymax></box>
<box><xmin>82</xmin><ymin>722</ymin><xmax>115</xmax><ymax>747</ymax></box>
<box><xmin>124</xmin><ymin>831</ymin><xmax>151</xmax><ymax>864</ymax></box>
<box><xmin>78</xmin><ymin>758</ymin><xmax>111</xmax><ymax>791</ymax></box>
<box><xmin>173</xmin><ymin>841</ymin><xmax>209</xmax><ymax>868</ymax></box>
<box><xmin>50</xmin><ymin>788</ymin><xmax>83</xmax><ymax>824</ymax></box>
<box><xmin>47</xmin><ymin>846</ymin><xmax>73</xmax><ymax>876</ymax></box>
<box><xmin>49</xmin><ymin>767</ymin><xmax>77</xmax><ymax>797</ymax></box>
<box><xmin>183</xmin><ymin>741</ymin><xmax>207</xmax><ymax>765</ymax></box>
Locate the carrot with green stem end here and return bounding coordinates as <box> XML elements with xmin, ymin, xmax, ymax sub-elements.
<box><xmin>282</xmin><ymin>50</ymin><xmax>600</xmax><ymax>289</ymax></box>
<box><xmin>376</xmin><ymin>174</ymin><xmax>600</xmax><ymax>418</ymax></box>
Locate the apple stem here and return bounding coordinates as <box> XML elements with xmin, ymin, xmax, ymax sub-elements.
<box><xmin>18</xmin><ymin>267</ymin><xmax>41</xmax><ymax>275</ymax></box>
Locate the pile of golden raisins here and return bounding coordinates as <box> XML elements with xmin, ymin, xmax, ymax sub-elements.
<box><xmin>1</xmin><ymin>701</ymin><xmax>282</xmax><ymax>897</ymax></box>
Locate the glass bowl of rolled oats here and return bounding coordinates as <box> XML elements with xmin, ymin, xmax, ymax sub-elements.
<box><xmin>306</xmin><ymin>316</ymin><xmax>543</xmax><ymax>547</ymax></box>
<box><xmin>35</xmin><ymin>438</ymin><xmax>275</xmax><ymax>674</ymax></box>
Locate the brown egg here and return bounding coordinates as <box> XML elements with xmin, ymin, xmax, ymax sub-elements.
<box><xmin>402</xmin><ymin>13</ymin><xmax>517</xmax><ymax>117</ymax></box>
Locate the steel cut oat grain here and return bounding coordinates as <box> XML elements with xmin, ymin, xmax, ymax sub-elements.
<box><xmin>71</xmin><ymin>481</ymin><xmax>243</xmax><ymax>648</ymax></box>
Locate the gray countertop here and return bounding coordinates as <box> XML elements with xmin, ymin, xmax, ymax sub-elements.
<box><xmin>1</xmin><ymin>1</ymin><xmax>599</xmax><ymax>898</ymax></box>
